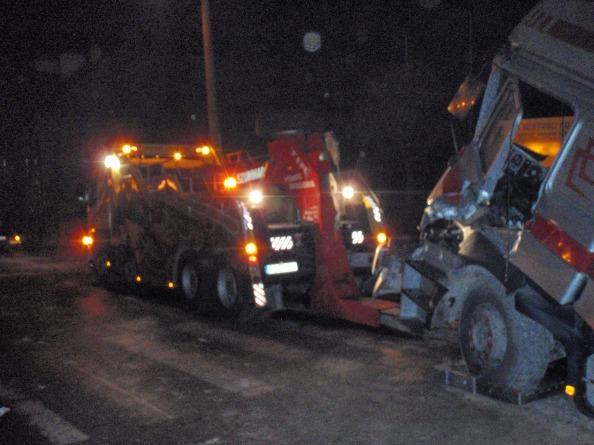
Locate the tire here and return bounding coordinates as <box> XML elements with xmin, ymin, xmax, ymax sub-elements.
<box><xmin>202</xmin><ymin>262</ymin><xmax>253</xmax><ymax>319</ymax></box>
<box><xmin>179</xmin><ymin>259</ymin><xmax>209</xmax><ymax>311</ymax></box>
<box><xmin>459</xmin><ymin>284</ymin><xmax>552</xmax><ymax>392</ymax></box>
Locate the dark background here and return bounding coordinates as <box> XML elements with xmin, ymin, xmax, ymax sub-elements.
<box><xmin>1</xmin><ymin>0</ymin><xmax>537</xmax><ymax>247</ymax></box>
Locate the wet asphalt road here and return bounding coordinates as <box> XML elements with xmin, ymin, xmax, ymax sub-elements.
<box><xmin>1</xmin><ymin>255</ymin><xmax>593</xmax><ymax>445</ymax></box>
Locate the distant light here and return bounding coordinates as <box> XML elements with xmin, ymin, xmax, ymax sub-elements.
<box><xmin>173</xmin><ymin>152</ymin><xmax>182</xmax><ymax>161</ymax></box>
<box><xmin>13</xmin><ymin>234</ymin><xmax>21</xmax><ymax>243</ymax></box>
<box><xmin>342</xmin><ymin>185</ymin><xmax>355</xmax><ymax>200</ymax></box>
<box><xmin>104</xmin><ymin>154</ymin><xmax>121</xmax><ymax>170</ymax></box>
<box><xmin>105</xmin><ymin>260</ymin><xmax>112</xmax><ymax>268</ymax></box>
<box><xmin>224</xmin><ymin>176</ymin><xmax>237</xmax><ymax>190</ymax></box>
<box><xmin>303</xmin><ymin>31</ymin><xmax>322</xmax><ymax>53</ymax></box>
<box><xmin>135</xmin><ymin>275</ymin><xmax>142</xmax><ymax>283</ymax></box>
<box><xmin>248</xmin><ymin>189</ymin><xmax>263</xmax><ymax>205</ymax></box>
<box><xmin>196</xmin><ymin>145</ymin><xmax>211</xmax><ymax>155</ymax></box>
<box><xmin>167</xmin><ymin>281</ymin><xmax>175</xmax><ymax>289</ymax></box>
<box><xmin>376</xmin><ymin>232</ymin><xmax>388</xmax><ymax>245</ymax></box>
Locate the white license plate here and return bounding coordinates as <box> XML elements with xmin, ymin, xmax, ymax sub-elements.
<box><xmin>264</xmin><ymin>261</ymin><xmax>299</xmax><ymax>275</ymax></box>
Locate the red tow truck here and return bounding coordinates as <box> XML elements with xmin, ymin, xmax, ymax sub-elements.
<box><xmin>234</xmin><ymin>130</ymin><xmax>407</xmax><ymax>329</ymax></box>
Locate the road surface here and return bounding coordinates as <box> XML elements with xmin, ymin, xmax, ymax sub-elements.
<box><xmin>1</xmin><ymin>255</ymin><xmax>593</xmax><ymax>444</ymax></box>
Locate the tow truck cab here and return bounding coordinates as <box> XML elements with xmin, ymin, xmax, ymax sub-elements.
<box><xmin>237</xmin><ymin>131</ymin><xmax>388</xmax><ymax>311</ymax></box>
<box><xmin>385</xmin><ymin>0</ymin><xmax>594</xmax><ymax>416</ymax></box>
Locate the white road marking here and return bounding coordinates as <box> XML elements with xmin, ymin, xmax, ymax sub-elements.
<box><xmin>14</xmin><ymin>400</ymin><xmax>89</xmax><ymax>445</ymax></box>
<box><xmin>106</xmin><ymin>333</ymin><xmax>275</xmax><ymax>397</ymax></box>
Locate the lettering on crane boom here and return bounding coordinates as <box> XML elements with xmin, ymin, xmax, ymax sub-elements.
<box><xmin>237</xmin><ymin>166</ymin><xmax>266</xmax><ymax>184</ymax></box>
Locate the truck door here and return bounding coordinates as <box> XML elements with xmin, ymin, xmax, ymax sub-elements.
<box><xmin>511</xmin><ymin>115</ymin><xmax>594</xmax><ymax>326</ymax></box>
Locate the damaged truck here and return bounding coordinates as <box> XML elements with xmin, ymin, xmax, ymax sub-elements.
<box><xmin>374</xmin><ymin>0</ymin><xmax>594</xmax><ymax>416</ymax></box>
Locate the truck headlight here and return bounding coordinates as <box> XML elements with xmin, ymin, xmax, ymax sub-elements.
<box><xmin>248</xmin><ymin>189</ymin><xmax>263</xmax><ymax>205</ymax></box>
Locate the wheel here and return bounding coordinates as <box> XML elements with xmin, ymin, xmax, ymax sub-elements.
<box><xmin>201</xmin><ymin>262</ymin><xmax>253</xmax><ymax>319</ymax></box>
<box><xmin>179</xmin><ymin>259</ymin><xmax>206</xmax><ymax>310</ymax></box>
<box><xmin>459</xmin><ymin>284</ymin><xmax>553</xmax><ymax>392</ymax></box>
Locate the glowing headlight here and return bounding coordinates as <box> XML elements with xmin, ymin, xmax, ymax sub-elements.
<box><xmin>104</xmin><ymin>154</ymin><xmax>121</xmax><ymax>170</ymax></box>
<box><xmin>342</xmin><ymin>185</ymin><xmax>355</xmax><ymax>200</ymax></box>
<box><xmin>248</xmin><ymin>189</ymin><xmax>264</xmax><ymax>205</ymax></box>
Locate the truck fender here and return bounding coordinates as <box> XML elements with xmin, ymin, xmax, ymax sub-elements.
<box><xmin>431</xmin><ymin>264</ymin><xmax>506</xmax><ymax>330</ymax></box>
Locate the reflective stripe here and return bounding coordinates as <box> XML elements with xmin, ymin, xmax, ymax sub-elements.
<box><xmin>270</xmin><ymin>235</ymin><xmax>294</xmax><ymax>251</ymax></box>
<box><xmin>527</xmin><ymin>213</ymin><xmax>594</xmax><ymax>279</ymax></box>
<box><xmin>252</xmin><ymin>282</ymin><xmax>266</xmax><ymax>307</ymax></box>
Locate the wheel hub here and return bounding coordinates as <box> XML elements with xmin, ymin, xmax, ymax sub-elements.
<box><xmin>467</xmin><ymin>303</ymin><xmax>507</xmax><ymax>369</ymax></box>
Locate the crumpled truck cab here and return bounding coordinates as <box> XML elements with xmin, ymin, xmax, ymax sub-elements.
<box><xmin>389</xmin><ymin>0</ymin><xmax>594</xmax><ymax>417</ymax></box>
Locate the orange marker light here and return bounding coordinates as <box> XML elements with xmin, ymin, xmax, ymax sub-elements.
<box><xmin>196</xmin><ymin>145</ymin><xmax>211</xmax><ymax>155</ymax></box>
<box><xmin>565</xmin><ymin>385</ymin><xmax>576</xmax><ymax>397</ymax></box>
<box><xmin>248</xmin><ymin>255</ymin><xmax>258</xmax><ymax>263</ymax></box>
<box><xmin>167</xmin><ymin>281</ymin><xmax>175</xmax><ymax>289</ymax></box>
<box><xmin>122</xmin><ymin>144</ymin><xmax>132</xmax><ymax>154</ymax></box>
<box><xmin>376</xmin><ymin>232</ymin><xmax>388</xmax><ymax>245</ymax></box>
<box><xmin>245</xmin><ymin>242</ymin><xmax>258</xmax><ymax>255</ymax></box>
<box><xmin>173</xmin><ymin>152</ymin><xmax>182</xmax><ymax>161</ymax></box>
<box><xmin>81</xmin><ymin>235</ymin><xmax>94</xmax><ymax>247</ymax></box>
<box><xmin>105</xmin><ymin>260</ymin><xmax>112</xmax><ymax>268</ymax></box>
<box><xmin>224</xmin><ymin>176</ymin><xmax>237</xmax><ymax>190</ymax></box>
<box><xmin>135</xmin><ymin>275</ymin><xmax>143</xmax><ymax>283</ymax></box>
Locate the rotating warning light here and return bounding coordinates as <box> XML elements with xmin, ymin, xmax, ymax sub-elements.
<box><xmin>196</xmin><ymin>145</ymin><xmax>211</xmax><ymax>156</ymax></box>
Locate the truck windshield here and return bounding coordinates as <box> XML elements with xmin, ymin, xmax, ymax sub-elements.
<box><xmin>262</xmin><ymin>188</ymin><xmax>300</xmax><ymax>225</ymax></box>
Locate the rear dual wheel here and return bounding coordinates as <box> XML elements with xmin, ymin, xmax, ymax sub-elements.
<box><xmin>178</xmin><ymin>259</ymin><xmax>251</xmax><ymax>319</ymax></box>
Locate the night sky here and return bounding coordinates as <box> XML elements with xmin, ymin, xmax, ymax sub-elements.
<box><xmin>2</xmin><ymin>0</ymin><xmax>537</xmax><ymax>238</ymax></box>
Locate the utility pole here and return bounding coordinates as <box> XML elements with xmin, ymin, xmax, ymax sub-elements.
<box><xmin>200</xmin><ymin>0</ymin><xmax>222</xmax><ymax>152</ymax></box>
